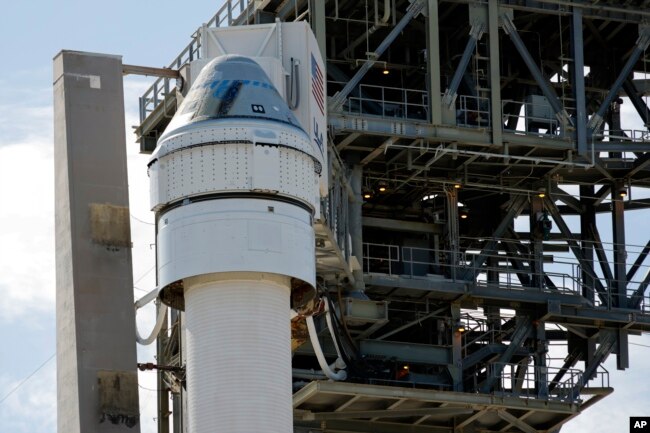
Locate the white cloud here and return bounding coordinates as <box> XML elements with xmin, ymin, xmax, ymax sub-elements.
<box><xmin>0</xmin><ymin>358</ymin><xmax>56</xmax><ymax>433</ymax></box>
<box><xmin>0</xmin><ymin>136</ymin><xmax>55</xmax><ymax>324</ymax></box>
<box><xmin>0</xmin><ymin>79</ymin><xmax>53</xmax><ymax>146</ymax></box>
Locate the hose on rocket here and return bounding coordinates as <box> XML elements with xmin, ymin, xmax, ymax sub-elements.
<box><xmin>303</xmin><ymin>287</ymin><xmax>349</xmax><ymax>381</ymax></box>
<box><xmin>135</xmin><ymin>292</ymin><xmax>167</xmax><ymax>346</ymax></box>
<box><xmin>306</xmin><ymin>314</ymin><xmax>347</xmax><ymax>381</ymax></box>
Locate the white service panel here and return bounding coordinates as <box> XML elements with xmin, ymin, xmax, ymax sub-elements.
<box><xmin>252</xmin><ymin>145</ymin><xmax>280</xmax><ymax>192</ymax></box>
<box><xmin>157</xmin><ymin>198</ymin><xmax>316</xmax><ymax>290</ymax></box>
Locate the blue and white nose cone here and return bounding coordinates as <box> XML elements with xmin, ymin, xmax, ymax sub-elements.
<box><xmin>148</xmin><ymin>56</ymin><xmax>319</xmax><ymax>433</ymax></box>
<box><xmin>159</xmin><ymin>55</ymin><xmax>304</xmax><ymax>136</ymax></box>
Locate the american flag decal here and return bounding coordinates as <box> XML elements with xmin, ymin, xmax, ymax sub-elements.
<box><xmin>311</xmin><ymin>53</ymin><xmax>325</xmax><ymax>115</ymax></box>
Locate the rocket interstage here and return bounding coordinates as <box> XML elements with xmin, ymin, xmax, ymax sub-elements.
<box><xmin>148</xmin><ymin>55</ymin><xmax>320</xmax><ymax>433</ymax></box>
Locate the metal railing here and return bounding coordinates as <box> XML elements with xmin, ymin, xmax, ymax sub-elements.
<box><xmin>333</xmin><ymin>81</ymin><xmax>429</xmax><ymax>121</ymax></box>
<box><xmin>502</xmin><ymin>98</ymin><xmax>575</xmax><ymax>138</ymax></box>
<box><xmin>592</xmin><ymin>128</ymin><xmax>650</xmax><ymax>144</ymax></box>
<box><xmin>588</xmin><ymin>286</ymin><xmax>650</xmax><ymax>312</ymax></box>
<box><xmin>461</xmin><ymin>329</ymin><xmax>502</xmax><ymax>359</ymax></box>
<box><xmin>628</xmin><ymin>287</ymin><xmax>650</xmax><ymax>312</ymax></box>
<box><xmin>584</xmin><ymin>366</ymin><xmax>610</xmax><ymax>389</ymax></box>
<box><xmin>456</xmin><ymin>95</ymin><xmax>491</xmax><ymax>128</ymax></box>
<box><xmin>363</xmin><ymin>243</ymin><xmax>585</xmax><ymax>295</ymax></box>
<box><xmin>481</xmin><ymin>362</ymin><xmax>582</xmax><ymax>403</ymax></box>
<box><xmin>139</xmin><ymin>0</ymin><xmax>254</xmax><ymax>123</ymax></box>
<box><xmin>363</xmin><ymin>242</ymin><xmax>400</xmax><ymax>275</ymax></box>
<box><xmin>362</xmin><ymin>240</ymin><xmax>650</xmax><ymax>313</ymax></box>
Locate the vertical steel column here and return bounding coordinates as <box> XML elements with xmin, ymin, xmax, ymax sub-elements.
<box><xmin>427</xmin><ymin>0</ymin><xmax>442</xmax><ymax>124</ymax></box>
<box><xmin>612</xmin><ymin>182</ymin><xmax>629</xmax><ymax>370</ymax></box>
<box><xmin>580</xmin><ymin>185</ymin><xmax>596</xmax><ymax>302</ymax></box>
<box><xmin>588</xmin><ymin>27</ymin><xmax>650</xmax><ymax>132</ymax></box>
<box><xmin>612</xmin><ymin>183</ymin><xmax>627</xmax><ymax>309</ymax></box>
<box><xmin>488</xmin><ymin>0</ymin><xmax>502</xmax><ymax>145</ymax></box>
<box><xmin>442</xmin><ymin>24</ymin><xmax>485</xmax><ymax>108</ymax></box>
<box><xmin>310</xmin><ymin>0</ymin><xmax>327</xmax><ymax>62</ymax></box>
<box><xmin>609</xmin><ymin>103</ymin><xmax>624</xmax><ymax>158</ymax></box>
<box><xmin>172</xmin><ymin>390</ymin><xmax>183</xmax><ymax>433</ymax></box>
<box><xmin>529</xmin><ymin>195</ymin><xmax>544</xmax><ymax>289</ymax></box>
<box><xmin>450</xmin><ymin>304</ymin><xmax>463</xmax><ymax>392</ymax></box>
<box><xmin>170</xmin><ymin>309</ymin><xmax>183</xmax><ymax>433</ymax></box>
<box><xmin>487</xmin><ymin>255</ymin><xmax>499</xmax><ymax>287</ymax></box>
<box><xmin>571</xmin><ymin>7</ymin><xmax>588</xmax><ymax>156</ymax></box>
<box><xmin>617</xmin><ymin>329</ymin><xmax>630</xmax><ymax>371</ymax></box>
<box><xmin>329</xmin><ymin>0</ymin><xmax>425</xmax><ymax>110</ymax></box>
<box><xmin>349</xmin><ymin>158</ymin><xmax>366</xmax><ymax>292</ymax></box>
<box><xmin>445</xmin><ymin>188</ymin><xmax>460</xmax><ymax>279</ymax></box>
<box><xmin>485</xmin><ymin>306</ymin><xmax>500</xmax><ymax>332</ymax></box>
<box><xmin>501</xmin><ymin>14</ymin><xmax>572</xmax><ymax>126</ymax></box>
<box><xmin>157</xmin><ymin>306</ymin><xmax>170</xmax><ymax>433</ymax></box>
<box><xmin>534</xmin><ymin>322</ymin><xmax>548</xmax><ymax>398</ymax></box>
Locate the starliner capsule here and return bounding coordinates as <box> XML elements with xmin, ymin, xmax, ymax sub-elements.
<box><xmin>148</xmin><ymin>55</ymin><xmax>321</xmax><ymax>433</ymax></box>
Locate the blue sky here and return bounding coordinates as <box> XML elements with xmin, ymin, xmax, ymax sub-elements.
<box><xmin>0</xmin><ymin>2</ymin><xmax>648</xmax><ymax>433</ymax></box>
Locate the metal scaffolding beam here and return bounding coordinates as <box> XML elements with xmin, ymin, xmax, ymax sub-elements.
<box><xmin>441</xmin><ymin>24</ymin><xmax>485</xmax><ymax>108</ymax></box>
<box><xmin>631</xmin><ymin>268</ymin><xmax>650</xmax><ymax>309</ymax></box>
<box><xmin>587</xmin><ymin>27</ymin><xmax>650</xmax><ymax>132</ymax></box>
<box><xmin>501</xmin><ymin>12</ymin><xmax>572</xmax><ymax>127</ymax></box>
<box><xmin>464</xmin><ymin>195</ymin><xmax>528</xmax><ymax>280</ymax></box>
<box><xmin>589</xmin><ymin>224</ymin><xmax>615</xmax><ymax>288</ymax></box>
<box><xmin>488</xmin><ymin>0</ymin><xmax>503</xmax><ymax>146</ymax></box>
<box><xmin>497</xmin><ymin>410</ymin><xmax>539</xmax><ymax>433</ymax></box>
<box><xmin>623</xmin><ymin>78</ymin><xmax>650</xmax><ymax>127</ymax></box>
<box><xmin>546</xmin><ymin>198</ymin><xmax>609</xmax><ymax>305</ymax></box>
<box><xmin>627</xmin><ymin>240</ymin><xmax>650</xmax><ymax>282</ymax></box>
<box><xmin>572</xmin><ymin>330</ymin><xmax>617</xmax><ymax>396</ymax></box>
<box><xmin>427</xmin><ymin>0</ymin><xmax>443</xmax><ymax>124</ymax></box>
<box><xmin>571</xmin><ymin>7</ymin><xmax>588</xmax><ymax>155</ymax></box>
<box><xmin>480</xmin><ymin>317</ymin><xmax>531</xmax><ymax>393</ymax></box>
<box><xmin>329</xmin><ymin>0</ymin><xmax>426</xmax><ymax>111</ymax></box>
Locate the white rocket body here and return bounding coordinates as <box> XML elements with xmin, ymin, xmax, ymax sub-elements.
<box><xmin>148</xmin><ymin>55</ymin><xmax>320</xmax><ymax>433</ymax></box>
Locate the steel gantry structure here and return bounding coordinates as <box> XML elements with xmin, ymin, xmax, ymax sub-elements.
<box><xmin>134</xmin><ymin>1</ymin><xmax>650</xmax><ymax>432</ymax></box>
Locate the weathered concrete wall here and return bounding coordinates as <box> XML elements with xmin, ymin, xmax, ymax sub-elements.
<box><xmin>54</xmin><ymin>50</ymin><xmax>141</xmax><ymax>433</ymax></box>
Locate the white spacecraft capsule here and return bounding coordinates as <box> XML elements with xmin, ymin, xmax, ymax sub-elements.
<box><xmin>149</xmin><ymin>54</ymin><xmax>320</xmax><ymax>301</ymax></box>
<box><xmin>148</xmin><ymin>55</ymin><xmax>320</xmax><ymax>433</ymax></box>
